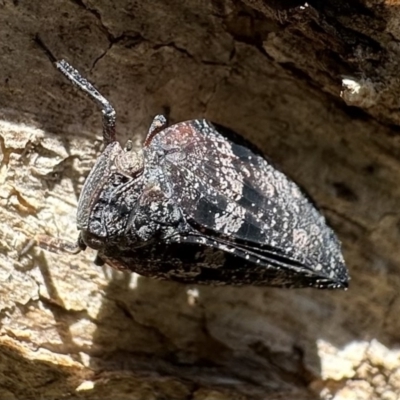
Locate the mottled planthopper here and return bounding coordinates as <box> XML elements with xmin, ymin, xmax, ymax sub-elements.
<box><xmin>35</xmin><ymin>60</ymin><xmax>349</xmax><ymax>289</ymax></box>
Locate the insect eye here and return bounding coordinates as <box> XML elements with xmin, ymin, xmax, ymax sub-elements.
<box><xmin>124</xmin><ymin>140</ymin><xmax>133</xmax><ymax>152</ymax></box>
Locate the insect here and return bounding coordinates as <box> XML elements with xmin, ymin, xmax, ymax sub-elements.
<box><xmin>35</xmin><ymin>60</ymin><xmax>349</xmax><ymax>289</ymax></box>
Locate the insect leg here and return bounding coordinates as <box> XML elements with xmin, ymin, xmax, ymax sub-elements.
<box><xmin>55</xmin><ymin>60</ymin><xmax>116</xmax><ymax>145</ymax></box>
<box><xmin>93</xmin><ymin>254</ymin><xmax>105</xmax><ymax>266</ymax></box>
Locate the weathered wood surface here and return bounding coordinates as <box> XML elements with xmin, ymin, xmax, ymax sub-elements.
<box><xmin>1</xmin><ymin>1</ymin><xmax>400</xmax><ymax>399</ymax></box>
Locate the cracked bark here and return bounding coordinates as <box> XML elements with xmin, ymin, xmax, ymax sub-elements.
<box><xmin>1</xmin><ymin>0</ymin><xmax>400</xmax><ymax>399</ymax></box>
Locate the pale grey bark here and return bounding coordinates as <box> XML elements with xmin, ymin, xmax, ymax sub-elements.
<box><xmin>1</xmin><ymin>1</ymin><xmax>400</xmax><ymax>399</ymax></box>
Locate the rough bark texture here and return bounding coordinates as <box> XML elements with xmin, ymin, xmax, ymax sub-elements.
<box><xmin>1</xmin><ymin>0</ymin><xmax>400</xmax><ymax>399</ymax></box>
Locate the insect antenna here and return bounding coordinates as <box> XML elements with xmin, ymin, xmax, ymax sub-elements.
<box><xmin>55</xmin><ymin>60</ymin><xmax>116</xmax><ymax>144</ymax></box>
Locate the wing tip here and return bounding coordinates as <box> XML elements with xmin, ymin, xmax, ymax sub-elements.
<box><xmin>314</xmin><ymin>271</ymin><xmax>350</xmax><ymax>290</ymax></box>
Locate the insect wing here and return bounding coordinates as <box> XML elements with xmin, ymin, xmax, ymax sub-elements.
<box><xmin>146</xmin><ymin>120</ymin><xmax>348</xmax><ymax>288</ymax></box>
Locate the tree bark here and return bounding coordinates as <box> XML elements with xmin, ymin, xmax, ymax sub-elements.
<box><xmin>1</xmin><ymin>0</ymin><xmax>400</xmax><ymax>399</ymax></box>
